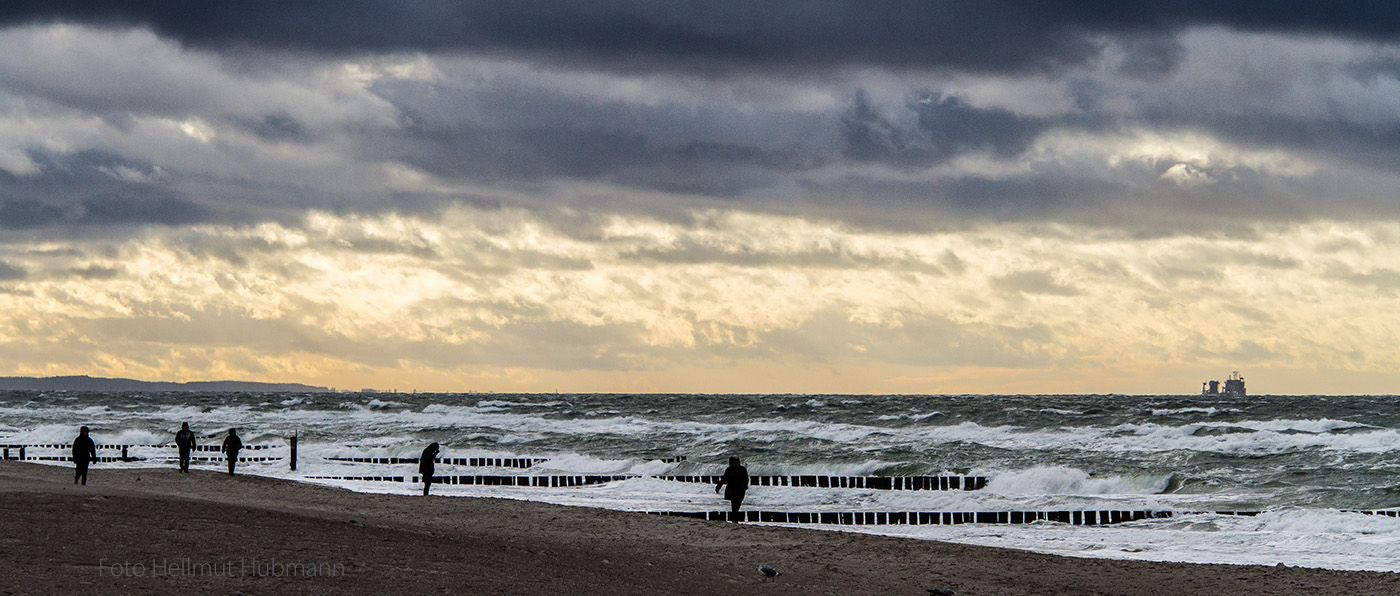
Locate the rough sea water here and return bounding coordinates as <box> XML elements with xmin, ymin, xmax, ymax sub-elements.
<box><xmin>4</xmin><ymin>391</ymin><xmax>1400</xmax><ymax>572</ymax></box>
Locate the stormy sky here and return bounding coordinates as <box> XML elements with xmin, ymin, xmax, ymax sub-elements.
<box><xmin>1</xmin><ymin>3</ymin><xmax>1398</xmax><ymax>393</ymax></box>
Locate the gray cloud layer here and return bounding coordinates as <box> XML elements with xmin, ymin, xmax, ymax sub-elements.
<box><xmin>5</xmin><ymin>2</ymin><xmax>1400</xmax><ymax>71</ymax></box>
<box><xmin>1</xmin><ymin>6</ymin><xmax>1399</xmax><ymax>240</ymax></box>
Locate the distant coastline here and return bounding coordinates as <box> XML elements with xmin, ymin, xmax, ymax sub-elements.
<box><xmin>0</xmin><ymin>375</ymin><xmax>330</xmax><ymax>393</ymax></box>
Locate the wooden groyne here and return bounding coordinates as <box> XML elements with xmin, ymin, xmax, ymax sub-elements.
<box><xmin>2</xmin><ymin>443</ymin><xmax>685</xmax><ymax>474</ymax></box>
<box><xmin>308</xmin><ymin>474</ymin><xmax>637</xmax><ymax>487</ymax></box>
<box><xmin>2</xmin><ymin>442</ymin><xmax>285</xmax><ymax>465</ymax></box>
<box><xmin>646</xmin><ymin>509</ymin><xmax>1176</xmax><ymax>525</ymax></box>
<box><xmin>645</xmin><ymin>510</ymin><xmax>1297</xmax><ymax>525</ymax></box>
<box><xmin>301</xmin><ymin>473</ymin><xmax>988</xmax><ymax>491</ymax></box>
<box><xmin>326</xmin><ymin>456</ymin><xmax>548</xmax><ymax>468</ymax></box>
<box><xmin>656</xmin><ymin>475</ymin><xmax>987</xmax><ymax>491</ymax></box>
<box><xmin>20</xmin><ymin>454</ymin><xmax>285</xmax><ymax>463</ymax></box>
<box><xmin>644</xmin><ymin>509</ymin><xmax>1400</xmax><ymax>525</ymax></box>
<box><xmin>326</xmin><ymin>455</ymin><xmax>686</xmax><ymax>467</ymax></box>
<box><xmin>1346</xmin><ymin>510</ymin><xmax>1400</xmax><ymax>518</ymax></box>
<box><xmin>1</xmin><ymin>443</ymin><xmax>276</xmax><ymax>451</ymax></box>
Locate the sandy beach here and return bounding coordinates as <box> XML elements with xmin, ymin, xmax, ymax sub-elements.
<box><xmin>1</xmin><ymin>460</ymin><xmax>1395</xmax><ymax>595</ymax></box>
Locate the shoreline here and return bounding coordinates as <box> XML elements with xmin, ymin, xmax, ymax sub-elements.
<box><xmin>3</xmin><ymin>460</ymin><xmax>1397</xmax><ymax>595</ymax></box>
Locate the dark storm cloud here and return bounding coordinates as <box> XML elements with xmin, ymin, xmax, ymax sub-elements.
<box><xmin>240</xmin><ymin>114</ymin><xmax>311</xmax><ymax>143</ymax></box>
<box><xmin>0</xmin><ymin>196</ymin><xmax>66</xmax><ymax>229</ymax></box>
<box><xmin>382</xmin><ymin>124</ymin><xmax>815</xmax><ymax>196</ymax></box>
<box><xmin>842</xmin><ymin>80</ymin><xmax>1400</xmax><ymax>185</ymax></box>
<box><xmin>0</xmin><ymin>150</ymin><xmax>214</xmax><ymax>229</ymax></box>
<box><xmin>361</xmin><ymin>117</ymin><xmax>816</xmax><ymax>199</ymax></box>
<box><xmin>0</xmin><ymin>192</ymin><xmax>211</xmax><ymax>230</ymax></box>
<box><xmin>361</xmin><ymin>72</ymin><xmax>831</xmax><ymax>196</ymax></box>
<box><xmin>842</xmin><ymin>91</ymin><xmax>1051</xmax><ymax>167</ymax></box>
<box><xmin>5</xmin><ymin>1</ymin><xmax>1400</xmax><ymax>74</ymax></box>
<box><xmin>1195</xmin><ymin>114</ymin><xmax>1400</xmax><ymax>172</ymax></box>
<box><xmin>0</xmin><ymin>142</ymin><xmax>460</xmax><ymax>237</ymax></box>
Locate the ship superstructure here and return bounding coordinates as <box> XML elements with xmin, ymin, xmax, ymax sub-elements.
<box><xmin>1201</xmin><ymin>371</ymin><xmax>1246</xmax><ymax>396</ymax></box>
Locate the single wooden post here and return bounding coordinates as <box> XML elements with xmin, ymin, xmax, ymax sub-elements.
<box><xmin>3</xmin><ymin>447</ymin><xmax>8</xmax><ymax>460</ymax></box>
<box><xmin>18</xmin><ymin>447</ymin><xmax>24</xmax><ymax>461</ymax></box>
<box><xmin>121</xmin><ymin>446</ymin><xmax>128</xmax><ymax>460</ymax></box>
<box><xmin>289</xmin><ymin>431</ymin><xmax>298</xmax><ymax>471</ymax></box>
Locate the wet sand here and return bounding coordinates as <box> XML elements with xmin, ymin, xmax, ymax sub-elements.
<box><xmin>1</xmin><ymin>460</ymin><xmax>1395</xmax><ymax>595</ymax></box>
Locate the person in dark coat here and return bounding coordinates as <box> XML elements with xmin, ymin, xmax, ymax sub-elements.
<box><xmin>221</xmin><ymin>428</ymin><xmax>242</xmax><ymax>476</ymax></box>
<box><xmin>72</xmin><ymin>426</ymin><xmax>97</xmax><ymax>485</ymax></box>
<box><xmin>419</xmin><ymin>442</ymin><xmax>440</xmax><ymax>496</ymax></box>
<box><xmin>715</xmin><ymin>455</ymin><xmax>749</xmax><ymax>520</ymax></box>
<box><xmin>174</xmin><ymin>422</ymin><xmax>196</xmax><ymax>473</ymax></box>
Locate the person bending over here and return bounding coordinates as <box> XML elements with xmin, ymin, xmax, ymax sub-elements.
<box><xmin>419</xmin><ymin>442</ymin><xmax>440</xmax><ymax>496</ymax></box>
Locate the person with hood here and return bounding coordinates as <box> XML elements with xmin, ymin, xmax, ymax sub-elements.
<box><xmin>715</xmin><ymin>455</ymin><xmax>749</xmax><ymax>521</ymax></box>
<box><xmin>419</xmin><ymin>442</ymin><xmax>440</xmax><ymax>496</ymax></box>
<box><xmin>174</xmin><ymin>422</ymin><xmax>196</xmax><ymax>473</ymax></box>
<box><xmin>221</xmin><ymin>428</ymin><xmax>242</xmax><ymax>476</ymax></box>
<box><xmin>72</xmin><ymin>426</ymin><xmax>97</xmax><ymax>485</ymax></box>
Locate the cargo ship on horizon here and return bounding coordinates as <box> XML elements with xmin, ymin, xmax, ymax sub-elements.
<box><xmin>1202</xmin><ymin>371</ymin><xmax>1246</xmax><ymax>396</ymax></box>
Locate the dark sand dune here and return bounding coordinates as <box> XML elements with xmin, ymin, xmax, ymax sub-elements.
<box><xmin>2</xmin><ymin>460</ymin><xmax>1395</xmax><ymax>595</ymax></box>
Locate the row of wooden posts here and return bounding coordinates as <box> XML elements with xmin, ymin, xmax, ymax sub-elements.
<box><xmin>3</xmin><ymin>443</ymin><xmax>995</xmax><ymax>494</ymax></box>
<box><xmin>1</xmin><ymin>435</ymin><xmax>299</xmax><ymax>469</ymax></box>
<box><xmin>646</xmin><ymin>509</ymin><xmax>1183</xmax><ymax>526</ymax></box>
<box><xmin>650</xmin><ymin>509</ymin><xmax>1400</xmax><ymax>525</ymax></box>
<box><xmin>1</xmin><ymin>437</ymin><xmax>698</xmax><ymax>475</ymax></box>
<box><xmin>303</xmin><ymin>473</ymin><xmax>994</xmax><ymax>492</ymax></box>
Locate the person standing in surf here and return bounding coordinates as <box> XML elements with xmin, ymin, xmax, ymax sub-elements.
<box><xmin>72</xmin><ymin>426</ymin><xmax>97</xmax><ymax>485</ymax></box>
<box><xmin>715</xmin><ymin>455</ymin><xmax>749</xmax><ymax>521</ymax></box>
<box><xmin>221</xmin><ymin>428</ymin><xmax>242</xmax><ymax>476</ymax></box>
<box><xmin>174</xmin><ymin>422</ymin><xmax>196</xmax><ymax>473</ymax></box>
<box><xmin>419</xmin><ymin>442</ymin><xmax>440</xmax><ymax>496</ymax></box>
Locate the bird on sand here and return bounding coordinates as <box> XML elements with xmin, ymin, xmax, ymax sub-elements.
<box><xmin>758</xmin><ymin>565</ymin><xmax>781</xmax><ymax>580</ymax></box>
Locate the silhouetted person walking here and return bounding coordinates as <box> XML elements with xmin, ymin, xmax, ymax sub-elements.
<box><xmin>221</xmin><ymin>428</ymin><xmax>242</xmax><ymax>476</ymax></box>
<box><xmin>175</xmin><ymin>422</ymin><xmax>196</xmax><ymax>473</ymax></box>
<box><xmin>419</xmin><ymin>442</ymin><xmax>440</xmax><ymax>496</ymax></box>
<box><xmin>72</xmin><ymin>426</ymin><xmax>97</xmax><ymax>485</ymax></box>
<box><xmin>715</xmin><ymin>455</ymin><xmax>749</xmax><ymax>521</ymax></box>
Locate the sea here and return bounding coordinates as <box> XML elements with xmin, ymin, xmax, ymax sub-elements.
<box><xmin>3</xmin><ymin>391</ymin><xmax>1399</xmax><ymax>572</ymax></box>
